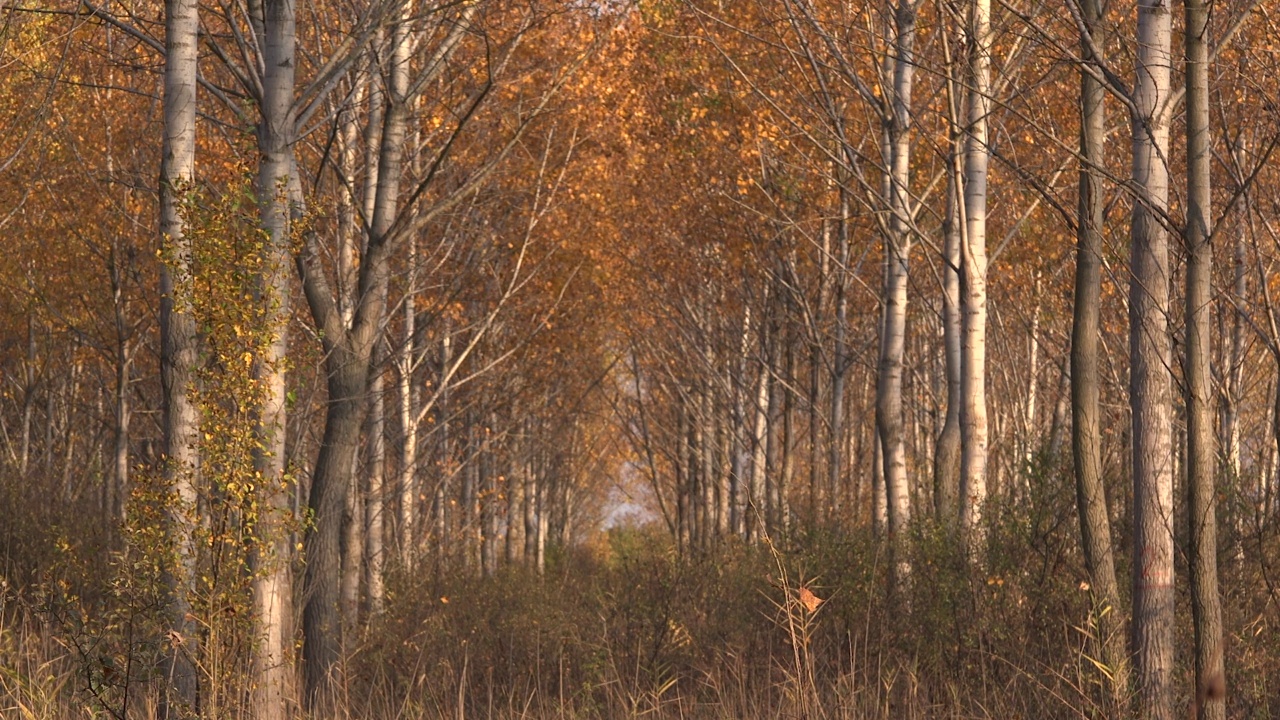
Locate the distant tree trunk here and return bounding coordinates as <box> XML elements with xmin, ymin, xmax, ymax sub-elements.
<box><xmin>1184</xmin><ymin>1</ymin><xmax>1224</xmax><ymax>716</ymax></box>
<box><xmin>1047</xmin><ymin>360</ymin><xmax>1069</xmax><ymax>460</ymax></box>
<box><xmin>830</xmin><ymin>179</ymin><xmax>850</xmax><ymax>523</ymax></box>
<box><xmin>112</xmin><ymin>339</ymin><xmax>130</xmax><ymax>525</ymax></box>
<box><xmin>462</xmin><ymin>423</ymin><xmax>480</xmax><ymax>572</ymax></box>
<box><xmin>717</xmin><ymin>408</ymin><xmax>731</xmax><ymax>536</ymax></box>
<box><xmin>750</xmin><ymin>343</ymin><xmax>770</xmax><ymax>544</ymax></box>
<box><xmin>535</xmin><ymin>458</ymin><xmax>548</xmax><ymax>573</ymax></box>
<box><xmin>935</xmin><ymin>117</ymin><xmax>962</xmax><ymax>524</ymax></box>
<box><xmin>700</xmin><ymin>379</ymin><xmax>716</xmax><ymax>545</ymax></box>
<box><xmin>1024</xmin><ymin>279</ymin><xmax>1041</xmax><ymax>466</ymax></box>
<box><xmin>399</xmin><ymin>243</ymin><xmax>418</xmax><ymax>562</ymax></box>
<box><xmin>506</xmin><ymin>447</ymin><xmax>524</xmax><ymax>564</ymax></box>
<box><xmin>731</xmin><ymin>309</ymin><xmax>751</xmax><ymax>536</ymax></box>
<box><xmin>959</xmin><ymin>0</ymin><xmax>991</xmax><ymax>545</ymax></box>
<box><xmin>432</xmin><ymin>328</ymin><xmax>452</xmax><ymax>564</ymax></box>
<box><xmin>481</xmin><ymin>430</ymin><xmax>497</xmax><ymax>577</ymax></box>
<box><xmin>18</xmin><ymin>322</ymin><xmax>34</xmax><ymax>479</ymax></box>
<box><xmin>525</xmin><ymin>448</ymin><xmax>541</xmax><ymax>569</ymax></box>
<box><xmin>1130</xmin><ymin>2</ymin><xmax>1176</xmax><ymax>718</ymax></box>
<box><xmin>1071</xmin><ymin>0</ymin><xmax>1127</xmax><ymax>703</ymax></box>
<box><xmin>676</xmin><ymin>400</ymin><xmax>691</xmax><ymax>551</ymax></box>
<box><xmin>777</xmin><ymin>333</ymin><xmax>795</xmax><ymax>535</ymax></box>
<box><xmin>1221</xmin><ymin>225</ymin><xmax>1245</xmax><ymax>480</ymax></box>
<box><xmin>158</xmin><ymin>0</ymin><xmax>200</xmax><ymax>712</ymax></box>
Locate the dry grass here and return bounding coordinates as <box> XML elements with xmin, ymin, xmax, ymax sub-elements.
<box><xmin>6</xmin><ymin>484</ymin><xmax>1280</xmax><ymax>719</ymax></box>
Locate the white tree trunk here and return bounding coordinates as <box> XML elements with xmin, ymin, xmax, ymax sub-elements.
<box><xmin>252</xmin><ymin>1</ymin><xmax>299</xmax><ymax>717</ymax></box>
<box><xmin>875</xmin><ymin>0</ymin><xmax>916</xmax><ymax>582</ymax></box>
<box><xmin>158</xmin><ymin>0</ymin><xmax>201</xmax><ymax>713</ymax></box>
<box><xmin>959</xmin><ymin>0</ymin><xmax>991</xmax><ymax>545</ymax></box>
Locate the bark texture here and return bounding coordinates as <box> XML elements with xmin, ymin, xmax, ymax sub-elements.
<box><xmin>960</xmin><ymin>0</ymin><xmax>991</xmax><ymax>544</ymax></box>
<box><xmin>875</xmin><ymin>0</ymin><xmax>915</xmax><ymax>579</ymax></box>
<box><xmin>1130</xmin><ymin>2</ymin><xmax>1176</xmax><ymax>718</ymax></box>
<box><xmin>251</xmin><ymin>1</ymin><xmax>299</xmax><ymax>717</ymax></box>
<box><xmin>1184</xmin><ymin>1</ymin><xmax>1225</xmax><ymax>716</ymax></box>
<box><xmin>158</xmin><ymin>0</ymin><xmax>200</xmax><ymax>712</ymax></box>
<box><xmin>1070</xmin><ymin>0</ymin><xmax>1127</xmax><ymax>705</ymax></box>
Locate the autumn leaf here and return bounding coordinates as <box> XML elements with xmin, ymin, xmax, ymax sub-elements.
<box><xmin>798</xmin><ymin>587</ymin><xmax>822</xmax><ymax>613</ymax></box>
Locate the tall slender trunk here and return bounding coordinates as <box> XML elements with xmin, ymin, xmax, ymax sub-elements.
<box><xmin>808</xmin><ymin>216</ymin><xmax>828</xmax><ymax>526</ymax></box>
<box><xmin>480</xmin><ymin>432</ymin><xmax>497</xmax><ymax>577</ymax></box>
<box><xmin>1024</xmin><ymin>279</ymin><xmax>1041</xmax><ymax>465</ymax></box>
<box><xmin>113</xmin><ymin>342</ymin><xmax>130</xmax><ymax>525</ymax></box>
<box><xmin>1130</xmin><ymin>2</ymin><xmax>1175</xmax><ymax>718</ymax></box>
<box><xmin>830</xmin><ymin>181</ymin><xmax>850</xmax><ymax>523</ymax></box>
<box><xmin>750</xmin><ymin>342</ymin><xmax>770</xmax><ymax>544</ymax></box>
<box><xmin>676</xmin><ymin>401</ymin><xmax>690</xmax><ymax>551</ymax></box>
<box><xmin>700</xmin><ymin>379</ymin><xmax>716</xmax><ymax>545</ymax></box>
<box><xmin>432</xmin><ymin>328</ymin><xmax>452</xmax><ymax>563</ymax></box>
<box><xmin>251</xmin><ymin>2</ymin><xmax>299</xmax><ymax>717</ymax></box>
<box><xmin>20</xmin><ymin>322</ymin><xmax>34</xmax><ymax>478</ymax></box>
<box><xmin>535</xmin><ymin>453</ymin><xmax>548</xmax><ymax>573</ymax></box>
<box><xmin>398</xmin><ymin>239</ymin><xmax>419</xmax><ymax>561</ymax></box>
<box><xmin>1185</xmin><ymin>1</ymin><xmax>1224</xmax><ymax>716</ymax></box>
<box><xmin>959</xmin><ymin>0</ymin><xmax>991</xmax><ymax>545</ymax></box>
<box><xmin>524</xmin><ymin>444</ymin><xmax>540</xmax><ymax>565</ymax></box>
<box><xmin>731</xmin><ymin>308</ymin><xmax>751</xmax><ymax>537</ymax></box>
<box><xmin>1071</xmin><ymin>0</ymin><xmax>1127</xmax><ymax>703</ymax></box>
<box><xmin>158</xmin><ymin>0</ymin><xmax>200</xmax><ymax>712</ymax></box>
<box><xmin>1221</xmin><ymin>224</ymin><xmax>1245</xmax><ymax>480</ymax></box>
<box><xmin>935</xmin><ymin>122</ymin><xmax>962</xmax><ymax>524</ymax></box>
<box><xmin>876</xmin><ymin>0</ymin><xmax>915</xmax><ymax>579</ymax></box>
<box><xmin>506</xmin><ymin>445</ymin><xmax>524</xmax><ymax>564</ymax></box>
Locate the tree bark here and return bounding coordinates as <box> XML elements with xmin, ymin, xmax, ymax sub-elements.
<box><xmin>935</xmin><ymin>112</ymin><xmax>962</xmax><ymax>525</ymax></box>
<box><xmin>365</xmin><ymin>355</ymin><xmax>385</xmax><ymax>614</ymax></box>
<box><xmin>251</xmin><ymin>2</ymin><xmax>300</xmax><ymax>717</ymax></box>
<box><xmin>960</xmin><ymin>0</ymin><xmax>991</xmax><ymax>545</ymax></box>
<box><xmin>875</xmin><ymin>0</ymin><xmax>915</xmax><ymax>581</ymax></box>
<box><xmin>750</xmin><ymin>339</ymin><xmax>770</xmax><ymax>544</ymax></box>
<box><xmin>158</xmin><ymin>0</ymin><xmax>201</xmax><ymax>712</ymax></box>
<box><xmin>1184</xmin><ymin>1</ymin><xmax>1225</xmax><ymax>716</ymax></box>
<box><xmin>1130</xmin><ymin>2</ymin><xmax>1176</xmax><ymax>718</ymax></box>
<box><xmin>298</xmin><ymin>3</ymin><xmax>413</xmax><ymax>701</ymax></box>
<box><xmin>1071</xmin><ymin>0</ymin><xmax>1127</xmax><ymax>703</ymax></box>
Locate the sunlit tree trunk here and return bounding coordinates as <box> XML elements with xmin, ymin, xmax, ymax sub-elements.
<box><xmin>749</xmin><ymin>338</ymin><xmax>770</xmax><ymax>544</ymax></box>
<box><xmin>398</xmin><ymin>240</ymin><xmax>419</xmax><ymax>562</ymax></box>
<box><xmin>959</xmin><ymin>0</ymin><xmax>991</xmax><ymax>545</ymax></box>
<box><xmin>251</xmin><ymin>1</ymin><xmax>299</xmax><ymax>717</ymax></box>
<box><xmin>1130</xmin><ymin>2</ymin><xmax>1175</xmax><ymax>717</ymax></box>
<box><xmin>876</xmin><ymin>0</ymin><xmax>915</xmax><ymax>579</ymax></box>
<box><xmin>1184</xmin><ymin>1</ymin><xmax>1224</xmax><ymax>715</ymax></box>
<box><xmin>158</xmin><ymin>0</ymin><xmax>201</xmax><ymax>712</ymax></box>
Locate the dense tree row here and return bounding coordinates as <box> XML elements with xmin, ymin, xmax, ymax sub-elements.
<box><xmin>2</xmin><ymin>0</ymin><xmax>1280</xmax><ymax>718</ymax></box>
